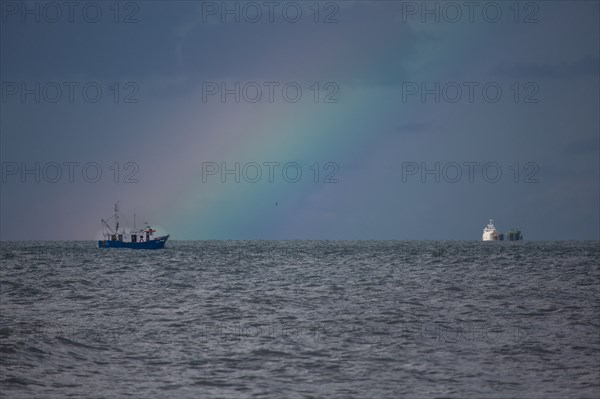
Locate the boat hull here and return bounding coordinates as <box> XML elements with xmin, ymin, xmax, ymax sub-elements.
<box><xmin>98</xmin><ymin>235</ymin><xmax>169</xmax><ymax>249</ymax></box>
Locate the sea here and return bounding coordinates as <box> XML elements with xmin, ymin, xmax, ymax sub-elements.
<box><xmin>1</xmin><ymin>241</ymin><xmax>599</xmax><ymax>398</ymax></box>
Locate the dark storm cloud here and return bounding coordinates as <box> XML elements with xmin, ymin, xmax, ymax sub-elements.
<box><xmin>537</xmin><ymin>164</ymin><xmax>598</xmax><ymax>181</ymax></box>
<box><xmin>563</xmin><ymin>137</ymin><xmax>600</xmax><ymax>156</ymax></box>
<box><xmin>1</xmin><ymin>2</ymin><xmax>419</xmax><ymax>87</ymax></box>
<box><xmin>494</xmin><ymin>56</ymin><xmax>600</xmax><ymax>79</ymax></box>
<box><xmin>0</xmin><ymin>3</ymin><xmax>197</xmax><ymax>79</ymax></box>
<box><xmin>393</xmin><ymin>123</ymin><xmax>443</xmax><ymax>135</ymax></box>
<box><xmin>176</xmin><ymin>3</ymin><xmax>418</xmax><ymax>86</ymax></box>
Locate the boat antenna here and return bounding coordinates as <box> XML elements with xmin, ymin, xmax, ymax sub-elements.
<box><xmin>134</xmin><ymin>213</ymin><xmax>136</xmax><ymax>230</ymax></box>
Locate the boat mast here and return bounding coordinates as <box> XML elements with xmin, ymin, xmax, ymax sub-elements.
<box><xmin>114</xmin><ymin>203</ymin><xmax>119</xmax><ymax>233</ymax></box>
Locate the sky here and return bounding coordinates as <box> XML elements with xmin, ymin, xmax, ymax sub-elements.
<box><xmin>0</xmin><ymin>0</ymin><xmax>598</xmax><ymax>240</ymax></box>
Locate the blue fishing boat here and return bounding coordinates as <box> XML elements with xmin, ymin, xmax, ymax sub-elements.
<box><xmin>98</xmin><ymin>203</ymin><xmax>169</xmax><ymax>249</ymax></box>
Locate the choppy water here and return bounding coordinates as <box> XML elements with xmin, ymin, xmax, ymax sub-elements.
<box><xmin>1</xmin><ymin>241</ymin><xmax>599</xmax><ymax>398</ymax></box>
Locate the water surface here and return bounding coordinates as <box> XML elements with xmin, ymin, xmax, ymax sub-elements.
<box><xmin>1</xmin><ymin>241</ymin><xmax>599</xmax><ymax>398</ymax></box>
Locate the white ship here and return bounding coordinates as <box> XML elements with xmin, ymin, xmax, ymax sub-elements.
<box><xmin>482</xmin><ymin>219</ymin><xmax>499</xmax><ymax>241</ymax></box>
